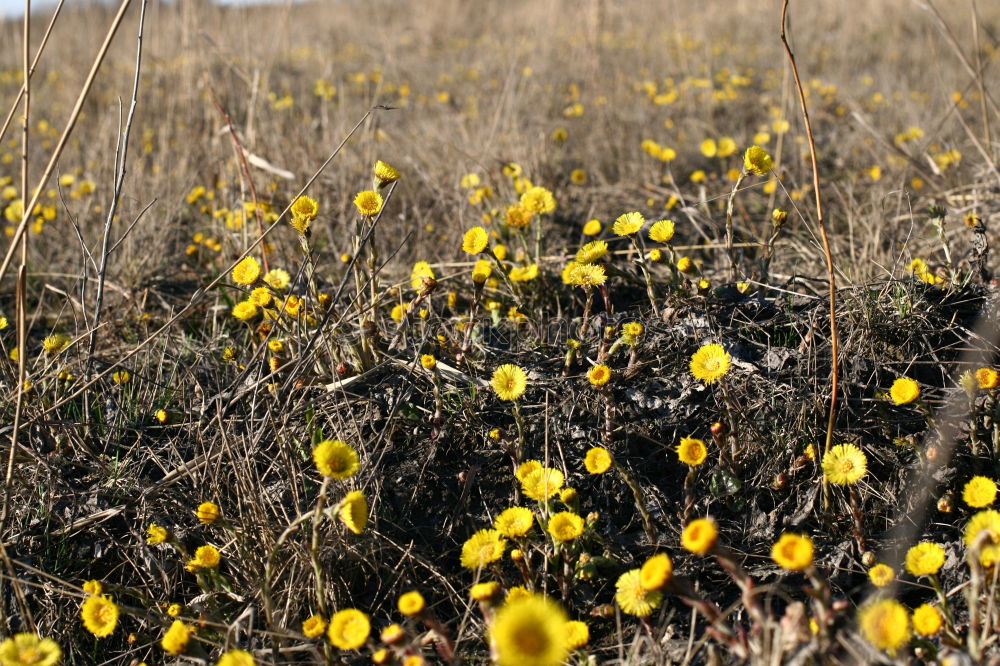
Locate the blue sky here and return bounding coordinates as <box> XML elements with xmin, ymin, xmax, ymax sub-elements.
<box><xmin>0</xmin><ymin>0</ymin><xmax>274</xmax><ymax>18</ymax></box>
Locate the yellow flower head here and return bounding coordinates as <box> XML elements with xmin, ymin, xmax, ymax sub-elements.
<box><xmin>312</xmin><ymin>440</ymin><xmax>360</xmax><ymax>479</ymax></box>
<box><xmin>771</xmin><ymin>533</ymin><xmax>814</xmax><ymax>571</ymax></box>
<box><xmin>964</xmin><ymin>476</ymin><xmax>998</xmax><ymax>508</ymax></box>
<box><xmin>250</xmin><ymin>287</ymin><xmax>273</xmax><ymax>306</ymax></box>
<box><xmin>83</xmin><ymin>580</ymin><xmax>103</xmax><ymax>596</ymax></box>
<box><xmin>231</xmin><ymin>256</ymin><xmax>261</xmax><ymax>286</ymax></box>
<box><xmin>338</xmin><ymin>491</ymin><xmax>368</xmax><ymax>534</ymax></box>
<box><xmin>689</xmin><ymin>344</ymin><xmax>730</xmax><ymax>384</ymax></box>
<box><xmin>515</xmin><ymin>460</ymin><xmax>542</xmax><ymax>482</ymax></box>
<box><xmin>976</xmin><ymin>368</ymin><xmax>999</xmax><ymax>390</ymax></box>
<box><xmin>505</xmin><ymin>203</ymin><xmax>533</xmax><ymax>229</ymax></box>
<box><xmin>263</xmin><ymin>268</ymin><xmax>290</xmax><ymax>290</ymax></box>
<box><xmin>564</xmin><ymin>620</ymin><xmax>589</xmax><ymax>649</ymax></box>
<box><xmin>231</xmin><ymin>300</ymin><xmax>259</xmax><ymax>322</ymax></box>
<box><xmin>681</xmin><ymin>518</ymin><xmax>718</xmax><ymax>555</ymax></box>
<box><xmin>327</xmin><ymin>608</ymin><xmax>370</xmax><ymax>650</ymax></box>
<box><xmin>492</xmin><ymin>364</ymin><xmax>527</xmax><ymax>401</ymax></box>
<box><xmin>462</xmin><ymin>226</ymin><xmax>489</xmax><ymax>255</ymax></box>
<box><xmin>195</xmin><ymin>501</ymin><xmax>220</xmax><ymax>525</ymax></box>
<box><xmin>676</xmin><ymin>256</ymin><xmax>694</xmax><ymax>274</ymax></box>
<box><xmin>584</xmin><ymin>447</ymin><xmax>612</xmax><ymax>474</ymax></box>
<box><xmin>587</xmin><ymin>365</ymin><xmax>611</xmax><ymax>387</ymax></box>
<box><xmin>615</xmin><ymin>568</ymin><xmax>662</xmax><ymax>617</ymax></box>
<box><xmin>188</xmin><ymin>544</ymin><xmax>221</xmax><ymax>570</ymax></box>
<box><xmin>868</xmin><ymin>564</ymin><xmax>895</xmax><ymax>587</ymax></box>
<box><xmin>905</xmin><ymin>542</ymin><xmax>944</xmax><ymax>577</ymax></box>
<box><xmin>889</xmin><ymin>378</ymin><xmax>920</xmax><ymax>405</ymax></box>
<box><xmin>519</xmin><ymin>186</ymin><xmax>557</xmax><ymax>215</ymax></box>
<box><xmin>743</xmin><ymin>145</ymin><xmax>773</xmax><ymax>175</ymax></box>
<box><xmin>0</xmin><ymin>634</ymin><xmax>62</xmax><ymax>666</ymax></box>
<box><xmin>965</xmin><ymin>509</ymin><xmax>1000</xmax><ymax>548</ymax></box>
<box><xmin>582</xmin><ymin>219</ymin><xmax>602</xmax><ymax>236</ymax></box>
<box><xmin>470</xmin><ymin>581</ymin><xmax>501</xmax><ymax>602</ymax></box>
<box><xmin>420</xmin><ymin>354</ymin><xmax>436</xmax><ymax>370</ymax></box>
<box><xmin>353</xmin><ymin>190</ymin><xmax>383</xmax><ymax>217</ymax></box>
<box><xmin>410</xmin><ymin>261</ymin><xmax>436</xmax><ymax>291</ymax></box>
<box><xmin>460</xmin><ymin>529</ymin><xmax>507</xmax><ymax>570</ymax></box>
<box><xmin>612</xmin><ymin>211</ymin><xmax>645</xmax><ymax>236</ymax></box>
<box><xmin>575</xmin><ymin>240</ymin><xmax>608</xmax><ymax>265</ymax></box>
<box><xmin>547</xmin><ymin>511</ymin><xmax>584</xmax><ymax>542</ymax></box>
<box><xmin>217</xmin><ymin>650</ymin><xmax>255</xmax><ymax>666</ymax></box>
<box><xmin>489</xmin><ymin>593</ymin><xmax>569</xmax><ymax>666</ymax></box>
<box><xmin>566</xmin><ymin>263</ymin><xmax>606</xmax><ymax>288</ymax></box>
<box><xmin>700</xmin><ymin>138</ymin><xmax>717</xmax><ymax>158</ymax></box>
<box><xmin>81</xmin><ymin>595</ymin><xmax>119</xmax><ymax>637</ymax></box>
<box><xmin>622</xmin><ymin>322</ymin><xmax>644</xmax><ymax>337</ymax></box>
<box><xmin>676</xmin><ymin>436</ymin><xmax>707</xmax><ymax>466</ymax></box>
<box><xmin>521</xmin><ymin>467</ymin><xmax>564</xmax><ymax>501</ymax></box>
<box><xmin>42</xmin><ymin>333</ymin><xmax>71</xmax><ymax>355</ymax></box>
<box><xmin>373</xmin><ymin>160</ymin><xmax>400</xmax><ymax>187</ymax></box>
<box><xmin>639</xmin><ymin>553</ymin><xmax>673</xmax><ymax>590</ymax></box>
<box><xmin>302</xmin><ymin>614</ymin><xmax>327</xmax><ymax>638</ymax></box>
<box><xmin>858</xmin><ymin>599</ymin><xmax>910</xmax><ymax>654</ymax></box>
<box><xmin>471</xmin><ymin>259</ymin><xmax>492</xmax><ymax>284</ymax></box>
<box><xmin>398</xmin><ymin>590</ymin><xmax>425</xmax><ymax>617</ymax></box>
<box><xmin>495</xmin><ymin>507</ymin><xmax>534</xmax><ymax>538</ymax></box>
<box><xmin>912</xmin><ymin>604</ymin><xmax>942</xmax><ymax>637</ymax></box>
<box><xmin>648</xmin><ymin>219</ymin><xmax>675</xmax><ymax>243</ymax></box>
<box><xmin>146</xmin><ymin>524</ymin><xmax>169</xmax><ymax>545</ymax></box>
<box><xmin>290</xmin><ymin>195</ymin><xmax>319</xmax><ymax>221</ymax></box>
<box><xmin>161</xmin><ymin>620</ymin><xmax>191</xmax><ymax>656</ymax></box>
<box><xmin>508</xmin><ymin>264</ymin><xmax>539</xmax><ymax>282</ymax></box>
<box><xmin>822</xmin><ymin>443</ymin><xmax>867</xmax><ymax>485</ymax></box>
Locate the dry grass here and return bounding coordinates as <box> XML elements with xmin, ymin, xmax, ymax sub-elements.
<box><xmin>0</xmin><ymin>0</ymin><xmax>999</xmax><ymax>663</ymax></box>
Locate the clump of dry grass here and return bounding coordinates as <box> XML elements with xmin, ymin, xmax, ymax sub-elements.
<box><xmin>0</xmin><ymin>0</ymin><xmax>999</xmax><ymax>663</ymax></box>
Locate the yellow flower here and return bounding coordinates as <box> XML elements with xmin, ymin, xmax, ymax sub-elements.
<box><xmin>302</xmin><ymin>614</ymin><xmax>327</xmax><ymax>638</ymax></box>
<box><xmin>470</xmin><ymin>581</ymin><xmax>500</xmax><ymax>602</ymax></box>
<box><xmin>911</xmin><ymin>604</ymin><xmax>942</xmax><ymax>637</ymax></box>
<box><xmin>976</xmin><ymin>368</ymin><xmax>999</xmax><ymax>390</ymax></box>
<box><xmin>889</xmin><ymin>378</ymin><xmax>920</xmax><ymax>405</ymax></box>
<box><xmin>42</xmin><ymin>333</ymin><xmax>71</xmax><ymax>355</ymax></box>
<box><xmin>471</xmin><ymin>259</ymin><xmax>492</xmax><ymax>284</ymax></box>
<box><xmin>216</xmin><ymin>650</ymin><xmax>255</xmax><ymax>666</ymax></box>
<box><xmin>681</xmin><ymin>518</ymin><xmax>718</xmax><ymax>555</ymax></box>
<box><xmin>353</xmin><ymin>190</ymin><xmax>383</xmax><ymax>216</ymax></box>
<box><xmin>146</xmin><ymin>524</ymin><xmax>169</xmax><ymax>545</ymax></box>
<box><xmin>493</xmin><ymin>244</ymin><xmax>508</xmax><ymax>261</ymax></box>
<box><xmin>582</xmin><ymin>219</ymin><xmax>602</xmax><ymax>236</ymax></box>
<box><xmin>515</xmin><ymin>460</ymin><xmax>542</xmax><ymax>482</ymax></box>
<box><xmin>521</xmin><ymin>467</ymin><xmax>564</xmax><ymax>501</ymax></box>
<box><xmin>490</xmin><ymin>593</ymin><xmax>569</xmax><ymax>666</ymax></box>
<box><xmin>462</xmin><ymin>226</ymin><xmax>489</xmax><ymax>255</ymax></box>
<box><xmin>822</xmin><ymin>443</ymin><xmax>867</xmax><ymax>485</ymax></box>
<box><xmin>965</xmin><ymin>509</ymin><xmax>1000</xmax><ymax>548</ymax></box>
<box><xmin>508</xmin><ymin>264</ymin><xmax>539</xmax><ymax>282</ymax></box>
<box><xmin>612</xmin><ymin>211</ymin><xmax>644</xmax><ymax>236</ymax></box>
<box><xmin>161</xmin><ymin>620</ymin><xmax>191</xmax><ymax>655</ymax></box>
<box><xmin>505</xmin><ymin>203</ymin><xmax>533</xmax><ymax>229</ymax></box>
<box><xmin>231</xmin><ymin>300</ymin><xmax>259</xmax><ymax>322</ymax></box>
<box><xmin>564</xmin><ymin>620</ymin><xmax>589</xmax><ymax>649</ymax></box>
<box><xmin>263</xmin><ymin>268</ymin><xmax>290</xmax><ymax>290</ymax></box>
<box><xmin>771</xmin><ymin>533</ymin><xmax>814</xmax><ymax>571</ymax></box>
<box><xmin>676</xmin><ymin>437</ymin><xmax>707</xmax><ymax>466</ymax></box>
<box><xmin>615</xmin><ymin>568</ymin><xmax>662</xmax><ymax>617</ymax></box>
<box><xmin>492</xmin><ymin>364</ymin><xmax>527</xmax><ymax>401</ymax></box>
<box><xmin>717</xmin><ymin>137</ymin><xmax>737</xmax><ymax>158</ymax></box>
<box><xmin>195</xmin><ymin>501</ymin><xmax>219</xmax><ymax>525</ymax></box>
<box><xmin>460</xmin><ymin>529</ymin><xmax>507</xmax><ymax>569</ymax></box>
<box><xmin>338</xmin><ymin>491</ymin><xmax>368</xmax><ymax>534</ymax></box>
<box><xmin>587</xmin><ymin>365</ymin><xmax>611</xmax><ymax>386</ymax></box>
<box><xmin>0</xmin><ymin>634</ymin><xmax>62</xmax><ymax>666</ymax></box>
<box><xmin>639</xmin><ymin>553</ymin><xmax>673</xmax><ymax>590</ymax></box>
<box><xmin>648</xmin><ymin>219</ymin><xmax>675</xmax><ymax>243</ymax></box>
<box><xmin>398</xmin><ymin>590</ymin><xmax>425</xmax><ymax>616</ymax></box>
<box><xmin>81</xmin><ymin>595</ymin><xmax>119</xmax><ymax>637</ymax></box>
<box><xmin>290</xmin><ymin>195</ymin><xmax>319</xmax><ymax>221</ymax></box>
<box><xmin>519</xmin><ymin>186</ymin><xmax>557</xmax><ymax>214</ymax></box>
<box><xmin>249</xmin><ymin>287</ymin><xmax>272</xmax><ymax>306</ymax></box>
<box><xmin>689</xmin><ymin>344</ymin><xmax>730</xmax><ymax>384</ymax></box>
<box><xmin>566</xmin><ymin>263</ymin><xmax>606</xmax><ymax>287</ymax></box>
<box><xmin>495</xmin><ymin>507</ymin><xmax>534</xmax><ymax>537</ymax></box>
<box><xmin>570</xmin><ymin>168</ymin><xmax>587</xmax><ymax>185</ymax></box>
<box><xmin>82</xmin><ymin>580</ymin><xmax>103</xmax><ymax>596</ymax></box>
<box><xmin>622</xmin><ymin>322</ymin><xmax>643</xmax><ymax>337</ymax></box>
<box><xmin>743</xmin><ymin>145</ymin><xmax>773</xmax><ymax>175</ymax></box>
<box><xmin>410</xmin><ymin>261</ymin><xmax>435</xmax><ymax>291</ymax></box>
<box><xmin>905</xmin><ymin>542</ymin><xmax>944</xmax><ymax>577</ymax></box>
<box><xmin>420</xmin><ymin>354</ymin><xmax>436</xmax><ymax>370</ymax></box>
<box><xmin>858</xmin><ymin>599</ymin><xmax>910</xmax><ymax>654</ymax></box>
<box><xmin>327</xmin><ymin>608</ymin><xmax>370</xmax><ymax>650</ymax></box>
<box><xmin>166</xmin><ymin>603</ymin><xmax>181</xmax><ymax>617</ymax></box>
<box><xmin>964</xmin><ymin>476</ymin><xmax>997</xmax><ymax>508</ymax></box>
<box><xmin>584</xmin><ymin>447</ymin><xmax>612</xmax><ymax>474</ymax></box>
<box><xmin>312</xmin><ymin>440</ymin><xmax>360</xmax><ymax>479</ymax></box>
<box><xmin>868</xmin><ymin>564</ymin><xmax>895</xmax><ymax>587</ymax></box>
<box><xmin>231</xmin><ymin>256</ymin><xmax>261</xmax><ymax>286</ymax></box>
<box><xmin>381</xmin><ymin>624</ymin><xmax>405</xmax><ymax>644</ymax></box>
<box><xmin>699</xmin><ymin>139</ymin><xmax>717</xmax><ymax>158</ymax></box>
<box><xmin>575</xmin><ymin>240</ymin><xmax>608</xmax><ymax>265</ymax></box>
<box><xmin>547</xmin><ymin>512</ymin><xmax>584</xmax><ymax>542</ymax></box>
<box><xmin>373</xmin><ymin>160</ymin><xmax>400</xmax><ymax>187</ymax></box>
<box><xmin>676</xmin><ymin>256</ymin><xmax>694</xmax><ymax>273</ymax></box>
<box><xmin>188</xmin><ymin>544</ymin><xmax>221</xmax><ymax>570</ymax></box>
